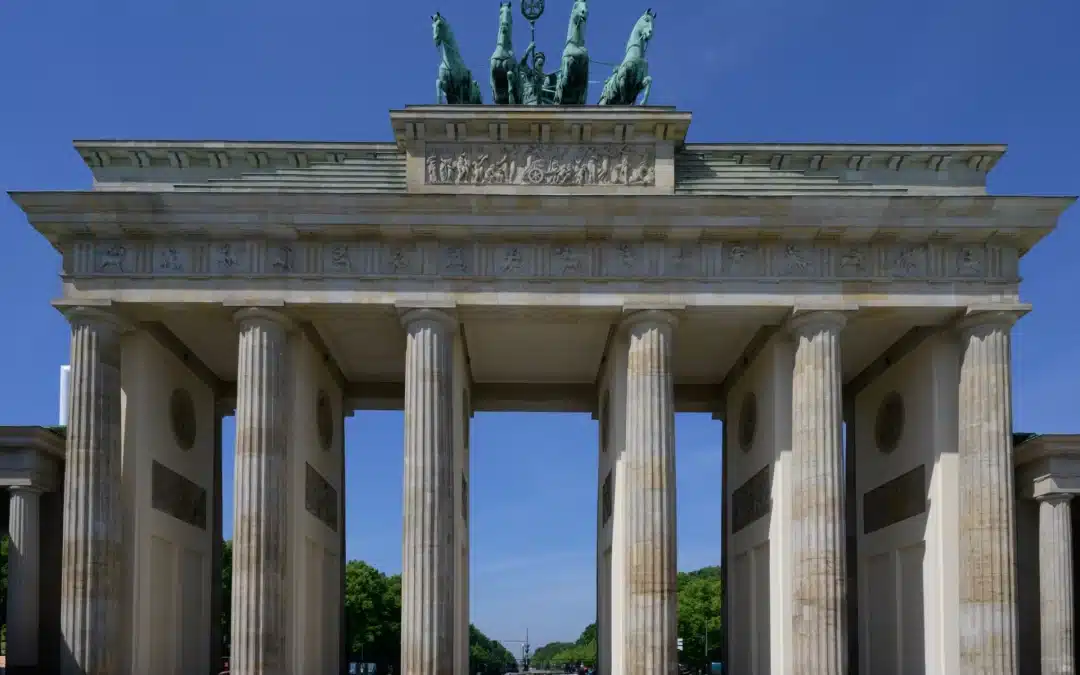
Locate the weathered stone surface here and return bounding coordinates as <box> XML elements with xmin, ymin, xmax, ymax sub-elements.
<box><xmin>231</xmin><ymin>308</ymin><xmax>293</xmax><ymax>675</ymax></box>
<box><xmin>424</xmin><ymin>143</ymin><xmax>655</xmax><ymax>186</ymax></box>
<box><xmin>622</xmin><ymin>310</ymin><xmax>679</xmax><ymax>675</ymax></box>
<box><xmin>958</xmin><ymin>311</ymin><xmax>1020</xmax><ymax>675</ymax></box>
<box><xmin>400</xmin><ymin>308</ymin><xmax>458</xmax><ymax>675</ymax></box>
<box><xmin>1038</xmin><ymin>495</ymin><xmax>1074</xmax><ymax>675</ymax></box>
<box><xmin>60</xmin><ymin>307</ymin><xmax>126</xmax><ymax>675</ymax></box>
<box><xmin>150</xmin><ymin>460</ymin><xmax>207</xmax><ymax>530</ymax></box>
<box><xmin>304</xmin><ymin>462</ymin><xmax>338</xmax><ymax>532</ymax></box>
<box><xmin>789</xmin><ymin>310</ymin><xmax>847</xmax><ymax>675</ymax></box>
<box><xmin>7</xmin><ymin>486</ymin><xmax>43</xmax><ymax>669</ymax></box>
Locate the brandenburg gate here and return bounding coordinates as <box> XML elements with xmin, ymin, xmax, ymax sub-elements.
<box><xmin>3</xmin><ymin>4</ymin><xmax>1077</xmax><ymax>675</ymax></box>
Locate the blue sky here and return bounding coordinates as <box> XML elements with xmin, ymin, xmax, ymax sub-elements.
<box><xmin>2</xmin><ymin>0</ymin><xmax>1079</xmax><ymax>650</ymax></box>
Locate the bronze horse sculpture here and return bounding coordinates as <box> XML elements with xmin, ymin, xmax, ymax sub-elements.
<box><xmin>598</xmin><ymin>8</ymin><xmax>655</xmax><ymax>105</ymax></box>
<box><xmin>433</xmin><ymin>12</ymin><xmax>483</xmax><ymax>104</ymax></box>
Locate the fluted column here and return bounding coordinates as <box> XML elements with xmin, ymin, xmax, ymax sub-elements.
<box><xmin>8</xmin><ymin>486</ymin><xmax>44</xmax><ymax>672</ymax></box>
<box><xmin>231</xmin><ymin>308</ymin><xmax>293</xmax><ymax>675</ymax></box>
<box><xmin>622</xmin><ymin>310</ymin><xmax>678</xmax><ymax>675</ymax></box>
<box><xmin>1038</xmin><ymin>494</ymin><xmax>1074</xmax><ymax>675</ymax></box>
<box><xmin>60</xmin><ymin>307</ymin><xmax>126</xmax><ymax>675</ymax></box>
<box><xmin>400</xmin><ymin>308</ymin><xmax>457</xmax><ymax>675</ymax></box>
<box><xmin>788</xmin><ymin>310</ymin><xmax>847</xmax><ymax>675</ymax></box>
<box><xmin>958</xmin><ymin>312</ymin><xmax>1019</xmax><ymax>675</ymax></box>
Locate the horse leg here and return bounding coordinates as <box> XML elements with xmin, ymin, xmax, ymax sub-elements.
<box><xmin>640</xmin><ymin>75</ymin><xmax>652</xmax><ymax>106</ymax></box>
<box><xmin>436</xmin><ymin>78</ymin><xmax>444</xmax><ymax>104</ymax></box>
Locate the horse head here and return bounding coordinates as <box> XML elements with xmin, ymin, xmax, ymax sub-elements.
<box><xmin>571</xmin><ymin>0</ymin><xmax>589</xmax><ymax>26</ymax></box>
<box><xmin>432</xmin><ymin>12</ymin><xmax>448</xmax><ymax>46</ymax></box>
<box><xmin>629</xmin><ymin>8</ymin><xmax>655</xmax><ymax>55</ymax></box>
<box><xmin>498</xmin><ymin>1</ymin><xmax>513</xmax><ymax>40</ymax></box>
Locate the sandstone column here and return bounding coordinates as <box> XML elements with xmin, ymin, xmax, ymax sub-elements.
<box><xmin>958</xmin><ymin>311</ymin><xmax>1019</xmax><ymax>675</ymax></box>
<box><xmin>8</xmin><ymin>486</ymin><xmax>44</xmax><ymax>672</ymax></box>
<box><xmin>622</xmin><ymin>310</ymin><xmax>678</xmax><ymax>675</ymax></box>
<box><xmin>231</xmin><ymin>308</ymin><xmax>293</xmax><ymax>675</ymax></box>
<box><xmin>400</xmin><ymin>308</ymin><xmax>457</xmax><ymax>675</ymax></box>
<box><xmin>1038</xmin><ymin>494</ymin><xmax>1074</xmax><ymax>675</ymax></box>
<box><xmin>60</xmin><ymin>307</ymin><xmax>126</xmax><ymax>675</ymax></box>
<box><xmin>788</xmin><ymin>310</ymin><xmax>847</xmax><ymax>675</ymax></box>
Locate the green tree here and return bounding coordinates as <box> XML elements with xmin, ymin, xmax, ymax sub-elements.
<box><xmin>344</xmin><ymin>560</ymin><xmax>401</xmax><ymax>669</ymax></box>
<box><xmin>468</xmin><ymin>623</ymin><xmax>518</xmax><ymax>674</ymax></box>
<box><xmin>221</xmin><ymin>539</ymin><xmax>231</xmax><ymax>654</ymax></box>
<box><xmin>677</xmin><ymin>565</ymin><xmax>723</xmax><ymax>668</ymax></box>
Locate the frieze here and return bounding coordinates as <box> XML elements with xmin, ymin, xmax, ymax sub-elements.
<box><xmin>69</xmin><ymin>240</ymin><xmax>1021</xmax><ymax>282</ymax></box>
<box><xmin>151</xmin><ymin>460</ymin><xmax>207</xmax><ymax>531</ymax></box>
<box><xmin>305</xmin><ymin>462</ymin><xmax>339</xmax><ymax>532</ymax></box>
<box><xmin>731</xmin><ymin>465</ymin><xmax>771</xmax><ymax>534</ymax></box>
<box><xmin>424</xmin><ymin>143</ymin><xmax>655</xmax><ymax>186</ymax></box>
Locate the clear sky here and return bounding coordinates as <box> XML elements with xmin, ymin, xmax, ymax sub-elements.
<box><xmin>2</xmin><ymin>0</ymin><xmax>1079</xmax><ymax>651</ymax></box>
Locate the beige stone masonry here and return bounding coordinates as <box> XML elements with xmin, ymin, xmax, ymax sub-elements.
<box><xmin>399</xmin><ymin>308</ymin><xmax>458</xmax><ymax>675</ymax></box>
<box><xmin>60</xmin><ymin>306</ymin><xmax>128</xmax><ymax>675</ymax></box>
<box><xmin>1038</xmin><ymin>494</ymin><xmax>1074</xmax><ymax>675</ymax></box>
<box><xmin>788</xmin><ymin>310</ymin><xmax>847</xmax><ymax>675</ymax></box>
<box><xmin>621</xmin><ymin>309</ymin><xmax>679</xmax><ymax>675</ymax></box>
<box><xmin>231</xmin><ymin>308</ymin><xmax>294</xmax><ymax>675</ymax></box>
<box><xmin>957</xmin><ymin>311</ymin><xmax>1020</xmax><ymax>675</ymax></box>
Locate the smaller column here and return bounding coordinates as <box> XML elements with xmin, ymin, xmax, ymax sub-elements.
<box><xmin>1038</xmin><ymin>494</ymin><xmax>1075</xmax><ymax>675</ymax></box>
<box><xmin>7</xmin><ymin>486</ymin><xmax>44</xmax><ymax>672</ymax></box>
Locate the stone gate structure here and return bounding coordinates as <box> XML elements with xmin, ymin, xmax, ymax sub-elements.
<box><xmin>4</xmin><ymin>104</ymin><xmax>1077</xmax><ymax>675</ymax></box>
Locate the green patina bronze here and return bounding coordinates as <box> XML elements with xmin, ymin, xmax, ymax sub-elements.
<box><xmin>597</xmin><ymin>8</ymin><xmax>655</xmax><ymax>105</ymax></box>
<box><xmin>432</xmin><ymin>12</ymin><xmax>484</xmax><ymax>104</ymax></box>
<box><xmin>437</xmin><ymin>0</ymin><xmax>656</xmax><ymax>106</ymax></box>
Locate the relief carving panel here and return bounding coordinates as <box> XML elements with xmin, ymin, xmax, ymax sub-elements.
<box><xmin>74</xmin><ymin>239</ymin><xmax>1018</xmax><ymax>283</ymax></box>
<box><xmin>862</xmin><ymin>464</ymin><xmax>926</xmax><ymax>534</ymax></box>
<box><xmin>424</xmin><ymin>143</ymin><xmax>655</xmax><ymax>186</ymax></box>
<box><xmin>151</xmin><ymin>460</ymin><xmax>207</xmax><ymax>530</ymax></box>
<box><xmin>305</xmin><ymin>462</ymin><xmax>339</xmax><ymax>532</ymax></box>
<box><xmin>731</xmin><ymin>465</ymin><xmax>771</xmax><ymax>533</ymax></box>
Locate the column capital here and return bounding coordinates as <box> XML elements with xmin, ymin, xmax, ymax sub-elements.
<box><xmin>232</xmin><ymin>306</ymin><xmax>296</xmax><ymax>332</ymax></box>
<box><xmin>58</xmin><ymin>305</ymin><xmax>132</xmax><ymax>335</ymax></box>
<box><xmin>955</xmin><ymin>308</ymin><xmax>1025</xmax><ymax>335</ymax></box>
<box><xmin>398</xmin><ymin>306</ymin><xmax>458</xmax><ymax>330</ymax></box>
<box><xmin>785</xmin><ymin>309</ymin><xmax>849</xmax><ymax>336</ymax></box>
<box><xmin>619</xmin><ymin>308</ymin><xmax>679</xmax><ymax>332</ymax></box>
<box><xmin>8</xmin><ymin>485</ymin><xmax>47</xmax><ymax>496</ymax></box>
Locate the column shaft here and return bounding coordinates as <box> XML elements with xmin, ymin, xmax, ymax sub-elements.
<box><xmin>789</xmin><ymin>311</ymin><xmax>847</xmax><ymax>675</ymax></box>
<box><xmin>1039</xmin><ymin>495</ymin><xmax>1074</xmax><ymax>675</ymax></box>
<box><xmin>8</xmin><ymin>487</ymin><xmax>43</xmax><ymax>670</ymax></box>
<box><xmin>60</xmin><ymin>308</ymin><xmax>124</xmax><ymax>675</ymax></box>
<box><xmin>231</xmin><ymin>309</ymin><xmax>292</xmax><ymax>675</ymax></box>
<box><xmin>400</xmin><ymin>309</ymin><xmax>456</xmax><ymax>675</ymax></box>
<box><xmin>623</xmin><ymin>311</ymin><xmax>678</xmax><ymax>675</ymax></box>
<box><xmin>958</xmin><ymin>314</ymin><xmax>1019</xmax><ymax>675</ymax></box>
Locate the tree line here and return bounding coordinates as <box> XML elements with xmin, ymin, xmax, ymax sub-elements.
<box><xmin>529</xmin><ymin>565</ymin><xmax>723</xmax><ymax>670</ymax></box>
<box><xmin>223</xmin><ymin>541</ymin><xmax>518</xmax><ymax>673</ymax></box>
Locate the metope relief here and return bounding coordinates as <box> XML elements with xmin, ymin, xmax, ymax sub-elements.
<box><xmin>305</xmin><ymin>463</ymin><xmax>339</xmax><ymax>532</ymax></box>
<box><xmin>74</xmin><ymin>239</ymin><xmax>1018</xmax><ymax>283</ymax></box>
<box><xmin>424</xmin><ymin>143</ymin><xmax>655</xmax><ymax>187</ymax></box>
<box><xmin>151</xmin><ymin>460</ymin><xmax>207</xmax><ymax>530</ymax></box>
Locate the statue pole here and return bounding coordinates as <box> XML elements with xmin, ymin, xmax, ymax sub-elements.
<box><xmin>520</xmin><ymin>0</ymin><xmax>544</xmax><ymax>70</ymax></box>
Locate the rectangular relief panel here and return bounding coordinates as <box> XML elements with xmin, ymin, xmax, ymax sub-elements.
<box><xmin>151</xmin><ymin>460</ymin><xmax>208</xmax><ymax>531</ymax></box>
<box><xmin>305</xmin><ymin>463</ymin><xmax>339</xmax><ymax>532</ymax></box>
<box><xmin>863</xmin><ymin>465</ymin><xmax>927</xmax><ymax>535</ymax></box>
<box><xmin>731</xmin><ymin>465</ymin><xmax>772</xmax><ymax>534</ymax></box>
<box><xmin>424</xmin><ymin>143</ymin><xmax>656</xmax><ymax>187</ymax></box>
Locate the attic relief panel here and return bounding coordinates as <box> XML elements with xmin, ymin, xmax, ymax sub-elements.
<box><xmin>72</xmin><ymin>240</ymin><xmax>1019</xmax><ymax>282</ymax></box>
<box><xmin>424</xmin><ymin>143</ymin><xmax>655</xmax><ymax>186</ymax></box>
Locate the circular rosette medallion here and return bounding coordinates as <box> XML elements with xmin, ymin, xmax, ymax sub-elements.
<box><xmin>874</xmin><ymin>391</ymin><xmax>905</xmax><ymax>454</ymax></box>
<box><xmin>738</xmin><ymin>391</ymin><xmax>757</xmax><ymax>452</ymax></box>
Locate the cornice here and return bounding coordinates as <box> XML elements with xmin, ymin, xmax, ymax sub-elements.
<box><xmin>9</xmin><ymin>191</ymin><xmax>1074</xmax><ymax>254</ymax></box>
<box><xmin>0</xmin><ymin>425</ymin><xmax>67</xmax><ymax>459</ymax></box>
<box><xmin>1014</xmin><ymin>434</ymin><xmax>1080</xmax><ymax>467</ymax></box>
<box><xmin>680</xmin><ymin>143</ymin><xmax>1006</xmax><ymax>176</ymax></box>
<box><xmin>73</xmin><ymin>140</ymin><xmax>401</xmax><ymax>170</ymax></box>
